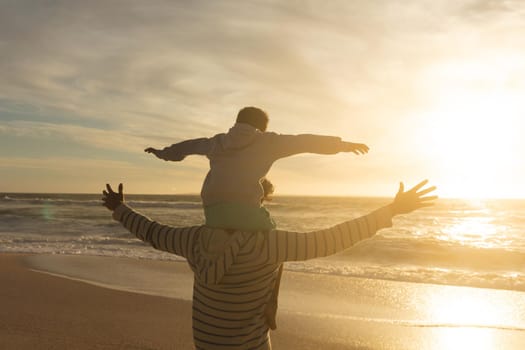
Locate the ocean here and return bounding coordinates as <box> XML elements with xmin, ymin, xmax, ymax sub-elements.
<box><xmin>1</xmin><ymin>193</ymin><xmax>525</xmax><ymax>292</ymax></box>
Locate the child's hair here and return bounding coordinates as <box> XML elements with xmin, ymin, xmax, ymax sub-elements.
<box><xmin>236</xmin><ymin>107</ymin><xmax>269</xmax><ymax>132</ymax></box>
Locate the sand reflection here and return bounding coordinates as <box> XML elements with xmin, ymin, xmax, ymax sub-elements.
<box><xmin>431</xmin><ymin>327</ymin><xmax>496</xmax><ymax>350</ymax></box>
<box><xmin>424</xmin><ymin>287</ymin><xmax>517</xmax><ymax>350</ymax></box>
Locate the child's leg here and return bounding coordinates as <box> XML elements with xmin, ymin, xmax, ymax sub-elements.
<box><xmin>265</xmin><ymin>264</ymin><xmax>283</xmax><ymax>330</ymax></box>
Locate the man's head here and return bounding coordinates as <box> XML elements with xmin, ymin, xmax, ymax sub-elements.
<box><xmin>260</xmin><ymin>178</ymin><xmax>275</xmax><ymax>203</ymax></box>
<box><xmin>236</xmin><ymin>106</ymin><xmax>269</xmax><ymax>132</ymax></box>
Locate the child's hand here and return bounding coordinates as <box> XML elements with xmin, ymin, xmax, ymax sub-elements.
<box><xmin>343</xmin><ymin>142</ymin><xmax>369</xmax><ymax>155</ymax></box>
<box><xmin>145</xmin><ymin>147</ymin><xmax>186</xmax><ymax>161</ymax></box>
<box><xmin>145</xmin><ymin>147</ymin><xmax>165</xmax><ymax>160</ymax></box>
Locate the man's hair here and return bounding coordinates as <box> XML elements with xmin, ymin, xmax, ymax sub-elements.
<box><xmin>261</xmin><ymin>178</ymin><xmax>274</xmax><ymax>202</ymax></box>
<box><xmin>236</xmin><ymin>107</ymin><xmax>269</xmax><ymax>132</ymax></box>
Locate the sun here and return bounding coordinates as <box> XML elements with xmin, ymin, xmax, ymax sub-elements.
<box><xmin>414</xmin><ymin>59</ymin><xmax>523</xmax><ymax>199</ymax></box>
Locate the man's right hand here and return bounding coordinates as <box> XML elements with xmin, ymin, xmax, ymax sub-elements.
<box><xmin>390</xmin><ymin>180</ymin><xmax>437</xmax><ymax>216</ymax></box>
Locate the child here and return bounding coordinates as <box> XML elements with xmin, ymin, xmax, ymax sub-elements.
<box><xmin>145</xmin><ymin>106</ymin><xmax>369</xmax><ymax>328</ymax></box>
<box><xmin>145</xmin><ymin>106</ymin><xmax>369</xmax><ymax>231</ymax></box>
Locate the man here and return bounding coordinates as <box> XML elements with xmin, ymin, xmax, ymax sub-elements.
<box><xmin>102</xmin><ymin>180</ymin><xmax>436</xmax><ymax>350</ymax></box>
<box><xmin>145</xmin><ymin>106</ymin><xmax>370</xmax><ymax>329</ymax></box>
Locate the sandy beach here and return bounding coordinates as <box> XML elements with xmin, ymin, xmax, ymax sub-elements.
<box><xmin>0</xmin><ymin>254</ymin><xmax>366</xmax><ymax>350</ymax></box>
<box><xmin>3</xmin><ymin>253</ymin><xmax>525</xmax><ymax>350</ymax></box>
<box><xmin>1</xmin><ymin>254</ymin><xmax>195</xmax><ymax>350</ymax></box>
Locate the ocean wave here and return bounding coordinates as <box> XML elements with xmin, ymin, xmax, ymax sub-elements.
<box><xmin>0</xmin><ymin>208</ymin><xmax>42</xmax><ymax>218</ymax></box>
<box><xmin>342</xmin><ymin>236</ymin><xmax>525</xmax><ymax>269</ymax></box>
<box><xmin>0</xmin><ymin>237</ymin><xmax>186</xmax><ymax>262</ymax></box>
<box><xmin>127</xmin><ymin>200</ymin><xmax>202</xmax><ymax>209</ymax></box>
<box><xmin>3</xmin><ymin>235</ymin><xmax>147</xmax><ymax>246</ymax></box>
<box><xmin>2</xmin><ymin>195</ymin><xmax>525</xmax><ymax>293</ymax></box>
<box><xmin>1</xmin><ymin>194</ymin><xmax>202</xmax><ymax>209</ymax></box>
<box><xmin>291</xmin><ymin>311</ymin><xmax>525</xmax><ymax>332</ymax></box>
<box><xmin>1</xmin><ymin>196</ymin><xmax>102</xmax><ymax>207</ymax></box>
<box><xmin>284</xmin><ymin>260</ymin><xmax>525</xmax><ymax>292</ymax></box>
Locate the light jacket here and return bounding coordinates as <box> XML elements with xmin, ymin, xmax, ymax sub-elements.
<box><xmin>161</xmin><ymin>123</ymin><xmax>347</xmax><ymax>208</ymax></box>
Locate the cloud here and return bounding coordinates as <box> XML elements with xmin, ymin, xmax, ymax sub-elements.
<box><xmin>459</xmin><ymin>0</ymin><xmax>525</xmax><ymax>19</ymax></box>
<box><xmin>1</xmin><ymin>1</ymin><xmax>524</xmax><ymax>195</ymax></box>
<box><xmin>0</xmin><ymin>156</ymin><xmax>135</xmax><ymax>171</ymax></box>
<box><xmin>0</xmin><ymin>0</ymin><xmax>355</xmax><ymax>137</ymax></box>
<box><xmin>1</xmin><ymin>0</ymin><xmax>472</xmax><ymax>137</ymax></box>
<box><xmin>0</xmin><ymin>120</ymin><xmax>156</xmax><ymax>153</ymax></box>
<box><xmin>0</xmin><ymin>154</ymin><xmax>209</xmax><ymax>194</ymax></box>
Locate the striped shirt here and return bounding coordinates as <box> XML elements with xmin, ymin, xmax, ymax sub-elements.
<box><xmin>113</xmin><ymin>204</ymin><xmax>393</xmax><ymax>350</ymax></box>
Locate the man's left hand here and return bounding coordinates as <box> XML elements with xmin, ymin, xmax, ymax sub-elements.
<box><xmin>102</xmin><ymin>183</ymin><xmax>124</xmax><ymax>211</ymax></box>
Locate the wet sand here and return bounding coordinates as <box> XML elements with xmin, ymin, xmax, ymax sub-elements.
<box><xmin>3</xmin><ymin>253</ymin><xmax>525</xmax><ymax>350</ymax></box>
<box><xmin>0</xmin><ymin>254</ymin><xmax>361</xmax><ymax>349</ymax></box>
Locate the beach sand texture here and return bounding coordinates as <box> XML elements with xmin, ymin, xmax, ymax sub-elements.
<box><xmin>2</xmin><ymin>253</ymin><xmax>525</xmax><ymax>350</ymax></box>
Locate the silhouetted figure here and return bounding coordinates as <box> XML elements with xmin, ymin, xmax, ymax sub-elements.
<box><xmin>145</xmin><ymin>106</ymin><xmax>369</xmax><ymax>328</ymax></box>
<box><xmin>145</xmin><ymin>106</ymin><xmax>368</xmax><ymax>230</ymax></box>
<box><xmin>102</xmin><ymin>180</ymin><xmax>436</xmax><ymax>350</ymax></box>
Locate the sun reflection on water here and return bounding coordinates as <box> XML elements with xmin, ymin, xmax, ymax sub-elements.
<box><xmin>437</xmin><ymin>204</ymin><xmax>512</xmax><ymax>250</ymax></box>
<box><xmin>443</xmin><ymin>216</ymin><xmax>499</xmax><ymax>247</ymax></box>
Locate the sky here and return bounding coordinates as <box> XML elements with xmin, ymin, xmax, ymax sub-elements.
<box><xmin>1</xmin><ymin>0</ymin><xmax>524</xmax><ymax>198</ymax></box>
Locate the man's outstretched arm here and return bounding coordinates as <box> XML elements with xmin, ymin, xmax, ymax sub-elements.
<box><xmin>145</xmin><ymin>137</ymin><xmax>212</xmax><ymax>161</ymax></box>
<box><xmin>266</xmin><ymin>180</ymin><xmax>437</xmax><ymax>263</ymax></box>
<box><xmin>102</xmin><ymin>183</ymin><xmax>198</xmax><ymax>259</ymax></box>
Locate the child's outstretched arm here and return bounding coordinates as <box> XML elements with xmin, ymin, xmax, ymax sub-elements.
<box><xmin>145</xmin><ymin>137</ymin><xmax>211</xmax><ymax>161</ymax></box>
<box><xmin>264</xmin><ymin>133</ymin><xmax>369</xmax><ymax>160</ymax></box>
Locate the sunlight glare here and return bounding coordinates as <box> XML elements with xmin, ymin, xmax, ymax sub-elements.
<box><xmin>416</xmin><ymin>56</ymin><xmax>524</xmax><ymax>199</ymax></box>
<box><xmin>430</xmin><ymin>328</ymin><xmax>496</xmax><ymax>350</ymax></box>
<box><xmin>440</xmin><ymin>216</ymin><xmax>500</xmax><ymax>249</ymax></box>
<box><xmin>424</xmin><ymin>288</ymin><xmax>515</xmax><ymax>350</ymax></box>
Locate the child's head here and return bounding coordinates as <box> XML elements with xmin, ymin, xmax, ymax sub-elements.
<box><xmin>236</xmin><ymin>107</ymin><xmax>269</xmax><ymax>132</ymax></box>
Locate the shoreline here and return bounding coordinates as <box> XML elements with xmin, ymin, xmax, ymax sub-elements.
<box><xmin>1</xmin><ymin>253</ymin><xmax>378</xmax><ymax>350</ymax></box>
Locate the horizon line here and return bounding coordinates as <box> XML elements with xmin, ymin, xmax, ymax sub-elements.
<box><xmin>2</xmin><ymin>191</ymin><xmax>524</xmax><ymax>201</ymax></box>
